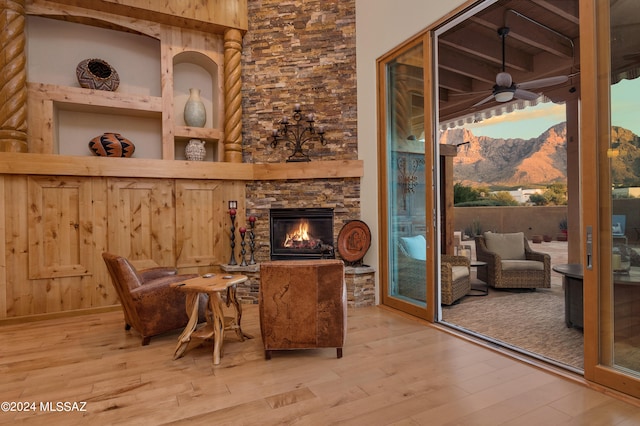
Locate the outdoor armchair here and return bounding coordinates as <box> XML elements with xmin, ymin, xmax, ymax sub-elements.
<box><xmin>474</xmin><ymin>232</ymin><xmax>551</xmax><ymax>289</ymax></box>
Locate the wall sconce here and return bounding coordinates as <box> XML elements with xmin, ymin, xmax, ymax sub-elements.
<box><xmin>397</xmin><ymin>156</ymin><xmax>425</xmax><ymax>210</ymax></box>
<box><xmin>228</xmin><ymin>200</ymin><xmax>237</xmax><ymax>210</ymax></box>
<box><xmin>269</xmin><ymin>103</ymin><xmax>326</xmax><ymax>162</ymax></box>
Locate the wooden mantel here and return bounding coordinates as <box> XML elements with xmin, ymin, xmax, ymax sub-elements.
<box><xmin>0</xmin><ymin>152</ymin><xmax>363</xmax><ymax>180</ymax></box>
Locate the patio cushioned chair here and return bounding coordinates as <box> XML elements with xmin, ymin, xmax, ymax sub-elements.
<box><xmin>474</xmin><ymin>232</ymin><xmax>550</xmax><ymax>289</ymax></box>
<box><xmin>397</xmin><ymin>235</ymin><xmax>471</xmax><ymax>305</ymax></box>
<box><xmin>102</xmin><ymin>252</ymin><xmax>204</xmax><ymax>345</ymax></box>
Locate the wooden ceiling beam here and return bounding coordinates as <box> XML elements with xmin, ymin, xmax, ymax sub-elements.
<box><xmin>469</xmin><ymin>14</ymin><xmax>574</xmax><ymax>59</ymax></box>
<box><xmin>438</xmin><ymin>69</ymin><xmax>473</xmax><ymax>93</ymax></box>
<box><xmin>438</xmin><ymin>45</ymin><xmax>497</xmax><ymax>85</ymax></box>
<box><xmin>529</xmin><ymin>0</ymin><xmax>579</xmax><ymax>25</ymax></box>
<box><xmin>440</xmin><ymin>28</ymin><xmax>533</xmax><ymax>72</ymax></box>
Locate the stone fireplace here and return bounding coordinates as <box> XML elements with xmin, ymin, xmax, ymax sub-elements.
<box><xmin>269</xmin><ymin>208</ymin><xmax>335</xmax><ymax>260</ymax></box>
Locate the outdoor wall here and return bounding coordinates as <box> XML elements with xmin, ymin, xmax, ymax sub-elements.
<box><xmin>452</xmin><ymin>198</ymin><xmax>640</xmax><ymax>243</ymax></box>
<box><xmin>454</xmin><ymin>206</ymin><xmax>568</xmax><ymax>240</ymax></box>
<box><xmin>613</xmin><ymin>198</ymin><xmax>640</xmax><ymax>243</ymax></box>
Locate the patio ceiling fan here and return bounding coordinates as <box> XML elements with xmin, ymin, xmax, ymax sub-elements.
<box><xmin>472</xmin><ymin>27</ymin><xmax>569</xmax><ymax>107</ymax></box>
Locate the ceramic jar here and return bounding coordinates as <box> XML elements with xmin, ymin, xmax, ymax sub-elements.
<box><xmin>88</xmin><ymin>132</ymin><xmax>135</xmax><ymax>157</ymax></box>
<box><xmin>183</xmin><ymin>88</ymin><xmax>206</xmax><ymax>127</ymax></box>
<box><xmin>185</xmin><ymin>139</ymin><xmax>206</xmax><ymax>161</ymax></box>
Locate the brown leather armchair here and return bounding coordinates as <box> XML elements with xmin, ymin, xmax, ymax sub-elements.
<box><xmin>102</xmin><ymin>252</ymin><xmax>204</xmax><ymax>345</ymax></box>
<box><xmin>259</xmin><ymin>259</ymin><xmax>347</xmax><ymax>359</ymax></box>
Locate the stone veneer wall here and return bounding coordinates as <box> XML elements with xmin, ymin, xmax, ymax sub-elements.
<box><xmin>232</xmin><ymin>0</ymin><xmax>372</xmax><ymax>306</ymax></box>
<box><xmin>242</xmin><ymin>0</ymin><xmax>357</xmax><ymax>164</ymax></box>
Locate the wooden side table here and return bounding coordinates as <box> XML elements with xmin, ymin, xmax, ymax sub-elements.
<box><xmin>469</xmin><ymin>260</ymin><xmax>488</xmax><ymax>295</ymax></box>
<box><xmin>171</xmin><ymin>274</ymin><xmax>249</xmax><ymax>364</ymax></box>
<box><xmin>552</xmin><ymin>264</ymin><xmax>583</xmax><ymax>329</ymax></box>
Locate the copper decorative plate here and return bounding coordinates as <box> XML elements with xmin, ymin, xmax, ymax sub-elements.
<box><xmin>337</xmin><ymin>220</ymin><xmax>371</xmax><ymax>263</ymax></box>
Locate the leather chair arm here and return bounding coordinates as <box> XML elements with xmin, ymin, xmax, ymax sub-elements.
<box><xmin>138</xmin><ymin>267</ymin><xmax>178</xmax><ymax>283</ymax></box>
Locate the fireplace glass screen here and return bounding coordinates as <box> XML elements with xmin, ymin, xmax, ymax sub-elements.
<box><xmin>270</xmin><ymin>208</ymin><xmax>335</xmax><ymax>260</ymax></box>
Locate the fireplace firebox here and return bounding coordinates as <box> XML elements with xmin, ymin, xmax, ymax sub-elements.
<box><xmin>269</xmin><ymin>208</ymin><xmax>335</xmax><ymax>260</ymax></box>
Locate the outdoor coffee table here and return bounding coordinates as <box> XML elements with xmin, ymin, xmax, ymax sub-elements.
<box><xmin>171</xmin><ymin>273</ymin><xmax>249</xmax><ymax>364</ymax></box>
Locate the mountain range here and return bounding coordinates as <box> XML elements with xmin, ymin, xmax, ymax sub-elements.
<box><xmin>441</xmin><ymin>122</ymin><xmax>640</xmax><ymax>187</ymax></box>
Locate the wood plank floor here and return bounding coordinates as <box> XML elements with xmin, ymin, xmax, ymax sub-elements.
<box><xmin>2</xmin><ymin>305</ymin><xmax>640</xmax><ymax>425</ymax></box>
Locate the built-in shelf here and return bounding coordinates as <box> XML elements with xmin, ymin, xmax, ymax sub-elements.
<box><xmin>29</xmin><ymin>83</ymin><xmax>163</xmax><ymax>116</ymax></box>
<box><xmin>174</xmin><ymin>126</ymin><xmax>222</xmax><ymax>141</ymax></box>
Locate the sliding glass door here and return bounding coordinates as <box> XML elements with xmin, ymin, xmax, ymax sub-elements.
<box><xmin>378</xmin><ymin>36</ymin><xmax>436</xmax><ymax>321</ymax></box>
<box><xmin>581</xmin><ymin>0</ymin><xmax>640</xmax><ymax>396</ymax></box>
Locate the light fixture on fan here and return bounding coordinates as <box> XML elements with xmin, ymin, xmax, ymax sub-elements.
<box><xmin>472</xmin><ymin>27</ymin><xmax>569</xmax><ymax>107</ymax></box>
<box><xmin>494</xmin><ymin>89</ymin><xmax>514</xmax><ymax>102</ymax></box>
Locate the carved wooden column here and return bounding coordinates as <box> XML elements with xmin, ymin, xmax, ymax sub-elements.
<box><xmin>0</xmin><ymin>0</ymin><xmax>28</xmax><ymax>152</ymax></box>
<box><xmin>223</xmin><ymin>28</ymin><xmax>243</xmax><ymax>163</ymax></box>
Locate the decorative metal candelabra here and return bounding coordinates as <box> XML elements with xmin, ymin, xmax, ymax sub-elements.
<box><xmin>228</xmin><ymin>209</ymin><xmax>237</xmax><ymax>265</ymax></box>
<box><xmin>269</xmin><ymin>104</ymin><xmax>326</xmax><ymax>162</ymax></box>
<box><xmin>239</xmin><ymin>226</ymin><xmax>248</xmax><ymax>267</ymax></box>
<box><xmin>248</xmin><ymin>216</ymin><xmax>257</xmax><ymax>265</ymax></box>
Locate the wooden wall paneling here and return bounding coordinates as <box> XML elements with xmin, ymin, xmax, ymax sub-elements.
<box><xmin>160</xmin><ymin>28</ymin><xmax>176</xmax><ymax>161</ymax></box>
<box><xmin>0</xmin><ymin>176</ymin><xmax>6</xmax><ymax>318</ymax></box>
<box><xmin>175</xmin><ymin>180</ymin><xmax>240</xmax><ymax>270</ymax></box>
<box><xmin>6</xmin><ymin>176</ymin><xmax>32</xmax><ymax>316</ymax></box>
<box><xmin>90</xmin><ymin>177</ymin><xmax>116</xmax><ymax>307</ymax></box>
<box><xmin>106</xmin><ymin>178</ymin><xmax>175</xmax><ymax>268</ymax></box>
<box><xmin>27</xmin><ymin>176</ymin><xmax>93</xmax><ymax>280</ymax></box>
<box><xmin>36</xmin><ymin>0</ymin><xmax>248</xmax><ymax>32</ymax></box>
<box><xmin>26</xmin><ymin>94</ymin><xmax>54</xmax><ymax>154</ymax></box>
<box><xmin>175</xmin><ymin>180</ymin><xmax>220</xmax><ymax>269</ymax></box>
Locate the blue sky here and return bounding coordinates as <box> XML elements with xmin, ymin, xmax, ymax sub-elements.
<box><xmin>458</xmin><ymin>78</ymin><xmax>640</xmax><ymax>140</ymax></box>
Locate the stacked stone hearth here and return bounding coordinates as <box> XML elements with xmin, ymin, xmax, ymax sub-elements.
<box><xmin>226</xmin><ymin>0</ymin><xmax>372</xmax><ymax>307</ymax></box>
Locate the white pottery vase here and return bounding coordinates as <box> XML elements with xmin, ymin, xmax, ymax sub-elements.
<box><xmin>183</xmin><ymin>88</ymin><xmax>206</xmax><ymax>127</ymax></box>
<box><xmin>185</xmin><ymin>139</ymin><xmax>206</xmax><ymax>161</ymax></box>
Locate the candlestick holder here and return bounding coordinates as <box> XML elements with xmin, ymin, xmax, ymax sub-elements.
<box><xmin>239</xmin><ymin>227</ymin><xmax>247</xmax><ymax>267</ymax></box>
<box><xmin>228</xmin><ymin>209</ymin><xmax>237</xmax><ymax>265</ymax></box>
<box><xmin>248</xmin><ymin>216</ymin><xmax>257</xmax><ymax>265</ymax></box>
<box><xmin>269</xmin><ymin>104</ymin><xmax>326</xmax><ymax>162</ymax></box>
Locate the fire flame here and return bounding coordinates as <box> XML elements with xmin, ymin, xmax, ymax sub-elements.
<box><xmin>284</xmin><ymin>220</ymin><xmax>311</xmax><ymax>247</ymax></box>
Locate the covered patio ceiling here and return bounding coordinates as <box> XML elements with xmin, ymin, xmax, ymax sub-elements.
<box><xmin>437</xmin><ymin>0</ymin><xmax>580</xmax><ymax>127</ymax></box>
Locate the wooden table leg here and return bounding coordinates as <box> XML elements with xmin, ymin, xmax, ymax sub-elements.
<box><xmin>226</xmin><ymin>284</ymin><xmax>251</xmax><ymax>340</ymax></box>
<box><xmin>173</xmin><ymin>292</ymin><xmax>201</xmax><ymax>359</ymax></box>
<box><xmin>209</xmin><ymin>291</ymin><xmax>225</xmax><ymax>365</ymax></box>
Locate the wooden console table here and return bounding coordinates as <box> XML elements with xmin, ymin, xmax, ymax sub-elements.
<box><xmin>171</xmin><ymin>274</ymin><xmax>249</xmax><ymax>364</ymax></box>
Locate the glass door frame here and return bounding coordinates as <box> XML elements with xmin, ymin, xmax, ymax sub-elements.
<box><xmin>580</xmin><ymin>0</ymin><xmax>640</xmax><ymax>397</ymax></box>
<box><xmin>377</xmin><ymin>33</ymin><xmax>437</xmax><ymax>321</ymax></box>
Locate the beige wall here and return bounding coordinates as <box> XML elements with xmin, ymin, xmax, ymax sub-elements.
<box><xmin>355</xmin><ymin>0</ymin><xmax>467</xmax><ymax>302</ymax></box>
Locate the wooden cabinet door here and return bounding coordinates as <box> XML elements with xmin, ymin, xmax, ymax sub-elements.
<box><xmin>107</xmin><ymin>178</ymin><xmax>175</xmax><ymax>267</ymax></box>
<box><xmin>175</xmin><ymin>180</ymin><xmax>227</xmax><ymax>268</ymax></box>
<box><xmin>28</xmin><ymin>176</ymin><xmax>93</xmax><ymax>279</ymax></box>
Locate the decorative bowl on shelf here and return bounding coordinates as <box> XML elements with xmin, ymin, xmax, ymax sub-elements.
<box><xmin>88</xmin><ymin>132</ymin><xmax>135</xmax><ymax>157</ymax></box>
<box><xmin>76</xmin><ymin>58</ymin><xmax>120</xmax><ymax>91</ymax></box>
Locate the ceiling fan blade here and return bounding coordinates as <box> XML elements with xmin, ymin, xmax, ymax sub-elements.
<box><xmin>514</xmin><ymin>88</ymin><xmax>541</xmax><ymax>101</ymax></box>
<box><xmin>472</xmin><ymin>94</ymin><xmax>496</xmax><ymax>107</ymax></box>
<box><xmin>517</xmin><ymin>75</ymin><xmax>569</xmax><ymax>90</ymax></box>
